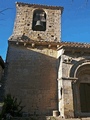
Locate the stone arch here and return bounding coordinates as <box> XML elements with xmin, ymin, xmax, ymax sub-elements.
<box><xmin>70</xmin><ymin>59</ymin><xmax>90</xmax><ymax>78</ymax></box>
<box><xmin>71</xmin><ymin>59</ymin><xmax>90</xmax><ymax>117</ymax></box>
<box><xmin>32</xmin><ymin>9</ymin><xmax>46</xmax><ymax>31</ymax></box>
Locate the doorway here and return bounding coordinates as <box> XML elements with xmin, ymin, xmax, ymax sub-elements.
<box><xmin>80</xmin><ymin>83</ymin><xmax>90</xmax><ymax>113</ymax></box>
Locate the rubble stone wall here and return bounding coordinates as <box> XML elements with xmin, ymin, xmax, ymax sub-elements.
<box><xmin>11</xmin><ymin>3</ymin><xmax>61</xmax><ymax>42</ymax></box>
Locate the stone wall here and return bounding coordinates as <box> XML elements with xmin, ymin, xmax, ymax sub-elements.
<box><xmin>10</xmin><ymin>3</ymin><xmax>62</xmax><ymax>42</ymax></box>
<box><xmin>58</xmin><ymin>47</ymin><xmax>90</xmax><ymax>118</ymax></box>
<box><xmin>5</xmin><ymin>1</ymin><xmax>63</xmax><ymax>117</ymax></box>
<box><xmin>5</xmin><ymin>43</ymin><xmax>58</xmax><ymax>116</ymax></box>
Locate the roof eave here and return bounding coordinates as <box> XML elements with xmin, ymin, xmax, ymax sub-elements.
<box><xmin>16</xmin><ymin>2</ymin><xmax>64</xmax><ymax>13</ymax></box>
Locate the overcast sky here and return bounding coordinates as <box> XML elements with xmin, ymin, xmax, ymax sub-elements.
<box><xmin>0</xmin><ymin>0</ymin><xmax>90</xmax><ymax>60</ymax></box>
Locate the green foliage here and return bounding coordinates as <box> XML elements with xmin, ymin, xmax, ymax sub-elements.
<box><xmin>0</xmin><ymin>94</ymin><xmax>24</xmax><ymax>119</ymax></box>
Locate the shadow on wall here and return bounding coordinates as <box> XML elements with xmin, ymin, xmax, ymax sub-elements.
<box><xmin>0</xmin><ymin>46</ymin><xmax>59</xmax><ymax>116</ymax></box>
<box><xmin>0</xmin><ymin>56</ymin><xmax>5</xmax><ymax>102</ymax></box>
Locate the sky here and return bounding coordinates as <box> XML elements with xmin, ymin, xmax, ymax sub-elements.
<box><xmin>0</xmin><ymin>0</ymin><xmax>90</xmax><ymax>60</ymax></box>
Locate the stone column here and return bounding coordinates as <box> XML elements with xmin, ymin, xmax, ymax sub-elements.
<box><xmin>58</xmin><ymin>77</ymin><xmax>78</xmax><ymax>118</ymax></box>
<box><xmin>58</xmin><ymin>78</ymin><xmax>64</xmax><ymax>117</ymax></box>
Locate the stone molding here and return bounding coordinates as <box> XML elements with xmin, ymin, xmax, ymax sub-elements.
<box><xmin>57</xmin><ymin>77</ymin><xmax>78</xmax><ymax>81</ymax></box>
<box><xmin>70</xmin><ymin>59</ymin><xmax>90</xmax><ymax>78</ymax></box>
<box><xmin>8</xmin><ymin>39</ymin><xmax>90</xmax><ymax>50</ymax></box>
<box><xmin>16</xmin><ymin>2</ymin><xmax>64</xmax><ymax>12</ymax></box>
<box><xmin>8</xmin><ymin>40</ymin><xmax>61</xmax><ymax>49</ymax></box>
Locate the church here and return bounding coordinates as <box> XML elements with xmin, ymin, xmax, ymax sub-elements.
<box><xmin>1</xmin><ymin>2</ymin><xmax>90</xmax><ymax>119</ymax></box>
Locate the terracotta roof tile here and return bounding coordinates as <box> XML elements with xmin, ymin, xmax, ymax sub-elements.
<box><xmin>59</xmin><ymin>41</ymin><xmax>90</xmax><ymax>49</ymax></box>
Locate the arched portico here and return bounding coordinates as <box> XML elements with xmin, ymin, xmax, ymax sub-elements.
<box><xmin>71</xmin><ymin>60</ymin><xmax>90</xmax><ymax>117</ymax></box>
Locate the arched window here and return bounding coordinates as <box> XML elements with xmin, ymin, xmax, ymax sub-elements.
<box><xmin>32</xmin><ymin>9</ymin><xmax>46</xmax><ymax>31</ymax></box>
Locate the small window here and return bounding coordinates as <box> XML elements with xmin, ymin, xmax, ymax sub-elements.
<box><xmin>32</xmin><ymin>9</ymin><xmax>46</xmax><ymax>31</ymax></box>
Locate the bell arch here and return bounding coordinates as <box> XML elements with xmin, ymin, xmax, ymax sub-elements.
<box><xmin>32</xmin><ymin>9</ymin><xmax>46</xmax><ymax>31</ymax></box>
<box><xmin>71</xmin><ymin>60</ymin><xmax>90</xmax><ymax>117</ymax></box>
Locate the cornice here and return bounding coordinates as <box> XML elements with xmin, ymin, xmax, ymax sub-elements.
<box><xmin>8</xmin><ymin>40</ymin><xmax>61</xmax><ymax>49</ymax></box>
<box><xmin>8</xmin><ymin>39</ymin><xmax>90</xmax><ymax>52</ymax></box>
<box><xmin>16</xmin><ymin>2</ymin><xmax>64</xmax><ymax>13</ymax></box>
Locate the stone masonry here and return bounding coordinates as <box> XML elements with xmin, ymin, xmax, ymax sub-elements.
<box><xmin>3</xmin><ymin>2</ymin><xmax>90</xmax><ymax>120</ymax></box>
<box><xmin>57</xmin><ymin>44</ymin><xmax>90</xmax><ymax>118</ymax></box>
<box><xmin>10</xmin><ymin>2</ymin><xmax>63</xmax><ymax>42</ymax></box>
<box><xmin>5</xmin><ymin>42</ymin><xmax>58</xmax><ymax>116</ymax></box>
<box><xmin>4</xmin><ymin>2</ymin><xmax>63</xmax><ymax>117</ymax></box>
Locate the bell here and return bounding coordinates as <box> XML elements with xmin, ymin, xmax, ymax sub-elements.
<box><xmin>34</xmin><ymin>20</ymin><xmax>44</xmax><ymax>31</ymax></box>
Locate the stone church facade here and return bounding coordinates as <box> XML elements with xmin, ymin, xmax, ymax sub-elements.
<box><xmin>1</xmin><ymin>2</ymin><xmax>90</xmax><ymax>119</ymax></box>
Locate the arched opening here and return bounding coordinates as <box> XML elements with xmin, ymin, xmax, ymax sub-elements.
<box><xmin>80</xmin><ymin>83</ymin><xmax>90</xmax><ymax>112</ymax></box>
<box><xmin>32</xmin><ymin>9</ymin><xmax>46</xmax><ymax>31</ymax></box>
<box><xmin>72</xmin><ymin>64</ymin><xmax>90</xmax><ymax>117</ymax></box>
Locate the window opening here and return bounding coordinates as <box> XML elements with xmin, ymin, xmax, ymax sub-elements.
<box><xmin>32</xmin><ymin>9</ymin><xmax>46</xmax><ymax>31</ymax></box>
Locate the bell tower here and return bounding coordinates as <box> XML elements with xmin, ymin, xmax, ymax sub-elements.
<box><xmin>5</xmin><ymin>2</ymin><xmax>64</xmax><ymax>117</ymax></box>
<box><xmin>10</xmin><ymin>2</ymin><xmax>63</xmax><ymax>42</ymax></box>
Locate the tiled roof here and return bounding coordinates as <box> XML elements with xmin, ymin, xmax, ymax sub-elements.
<box><xmin>16</xmin><ymin>2</ymin><xmax>64</xmax><ymax>12</ymax></box>
<box><xmin>8</xmin><ymin>35</ymin><xmax>90</xmax><ymax>49</ymax></box>
<box><xmin>9</xmin><ymin>36</ymin><xmax>90</xmax><ymax>49</ymax></box>
<box><xmin>59</xmin><ymin>41</ymin><xmax>90</xmax><ymax>49</ymax></box>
